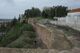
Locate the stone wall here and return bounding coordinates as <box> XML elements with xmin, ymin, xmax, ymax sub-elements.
<box><xmin>34</xmin><ymin>24</ymin><xmax>53</xmax><ymax>48</ymax></box>
<box><xmin>0</xmin><ymin>18</ymin><xmax>77</xmax><ymax>53</ymax></box>
<box><xmin>28</xmin><ymin>18</ymin><xmax>72</xmax><ymax>49</ymax></box>
<box><xmin>28</xmin><ymin>18</ymin><xmax>53</xmax><ymax>48</ymax></box>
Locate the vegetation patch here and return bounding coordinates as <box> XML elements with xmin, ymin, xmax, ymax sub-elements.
<box><xmin>0</xmin><ymin>22</ymin><xmax>36</xmax><ymax>48</ymax></box>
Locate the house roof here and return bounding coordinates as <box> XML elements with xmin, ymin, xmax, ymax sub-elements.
<box><xmin>69</xmin><ymin>8</ymin><xmax>80</xmax><ymax>13</ymax></box>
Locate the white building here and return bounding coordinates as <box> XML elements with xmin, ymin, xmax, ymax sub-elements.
<box><xmin>66</xmin><ymin>8</ymin><xmax>80</xmax><ymax>29</ymax></box>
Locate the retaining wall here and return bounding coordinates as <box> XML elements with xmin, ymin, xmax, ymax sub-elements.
<box><xmin>28</xmin><ymin>18</ymin><xmax>72</xmax><ymax>49</ymax></box>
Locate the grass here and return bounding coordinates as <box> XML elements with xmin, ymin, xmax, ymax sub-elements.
<box><xmin>0</xmin><ymin>23</ymin><xmax>23</xmax><ymax>46</ymax></box>
<box><xmin>0</xmin><ymin>22</ymin><xmax>36</xmax><ymax>48</ymax></box>
<box><xmin>7</xmin><ymin>31</ymin><xmax>36</xmax><ymax>48</ymax></box>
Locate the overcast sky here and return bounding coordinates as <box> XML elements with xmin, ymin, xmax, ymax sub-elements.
<box><xmin>0</xmin><ymin>0</ymin><xmax>80</xmax><ymax>19</ymax></box>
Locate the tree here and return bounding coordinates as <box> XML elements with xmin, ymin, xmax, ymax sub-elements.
<box><xmin>42</xmin><ymin>7</ymin><xmax>55</xmax><ymax>19</ymax></box>
<box><xmin>24</xmin><ymin>9</ymin><xmax>31</xmax><ymax>17</ymax></box>
<box><xmin>11</xmin><ymin>17</ymin><xmax>17</xmax><ymax>26</ymax></box>
<box><xmin>18</xmin><ymin>14</ymin><xmax>21</xmax><ymax>21</ymax></box>
<box><xmin>24</xmin><ymin>7</ymin><xmax>41</xmax><ymax>23</ymax></box>
<box><xmin>42</xmin><ymin>6</ymin><xmax>68</xmax><ymax>19</ymax></box>
<box><xmin>42</xmin><ymin>10</ymin><xmax>48</xmax><ymax>18</ymax></box>
<box><xmin>23</xmin><ymin>6</ymin><xmax>68</xmax><ymax>20</ymax></box>
<box><xmin>31</xmin><ymin>7</ymin><xmax>41</xmax><ymax>17</ymax></box>
<box><xmin>54</xmin><ymin>6</ymin><xmax>68</xmax><ymax>17</ymax></box>
<box><xmin>24</xmin><ymin>7</ymin><xmax>41</xmax><ymax>17</ymax></box>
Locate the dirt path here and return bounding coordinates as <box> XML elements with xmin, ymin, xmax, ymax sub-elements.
<box><xmin>44</xmin><ymin>23</ymin><xmax>80</xmax><ymax>48</ymax></box>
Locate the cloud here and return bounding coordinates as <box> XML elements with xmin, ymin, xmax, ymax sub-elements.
<box><xmin>73</xmin><ymin>0</ymin><xmax>80</xmax><ymax>1</ymax></box>
<box><xmin>0</xmin><ymin>0</ymin><xmax>80</xmax><ymax>19</ymax></box>
<box><xmin>6</xmin><ymin>0</ymin><xmax>13</xmax><ymax>2</ymax></box>
<box><xmin>14</xmin><ymin>0</ymin><xmax>26</xmax><ymax>2</ymax></box>
<box><xmin>3</xmin><ymin>0</ymin><xmax>14</xmax><ymax>3</ymax></box>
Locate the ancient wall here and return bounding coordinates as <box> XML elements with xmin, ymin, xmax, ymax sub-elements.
<box><xmin>0</xmin><ymin>18</ymin><xmax>75</xmax><ymax>53</ymax></box>
<box><xmin>28</xmin><ymin>18</ymin><xmax>72</xmax><ymax>49</ymax></box>
<box><xmin>34</xmin><ymin>24</ymin><xmax>53</xmax><ymax>48</ymax></box>
<box><xmin>28</xmin><ymin>18</ymin><xmax>53</xmax><ymax>48</ymax></box>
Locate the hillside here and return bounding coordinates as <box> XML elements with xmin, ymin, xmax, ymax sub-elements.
<box><xmin>0</xmin><ymin>22</ymin><xmax>36</xmax><ymax>48</ymax></box>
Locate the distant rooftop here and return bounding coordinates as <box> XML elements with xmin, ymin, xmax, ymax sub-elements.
<box><xmin>69</xmin><ymin>8</ymin><xmax>80</xmax><ymax>13</ymax></box>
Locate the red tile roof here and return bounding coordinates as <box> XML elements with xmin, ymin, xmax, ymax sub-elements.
<box><xmin>69</xmin><ymin>8</ymin><xmax>80</xmax><ymax>13</ymax></box>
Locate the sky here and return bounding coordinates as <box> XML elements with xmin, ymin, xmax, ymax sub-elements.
<box><xmin>0</xmin><ymin>0</ymin><xmax>80</xmax><ymax>19</ymax></box>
